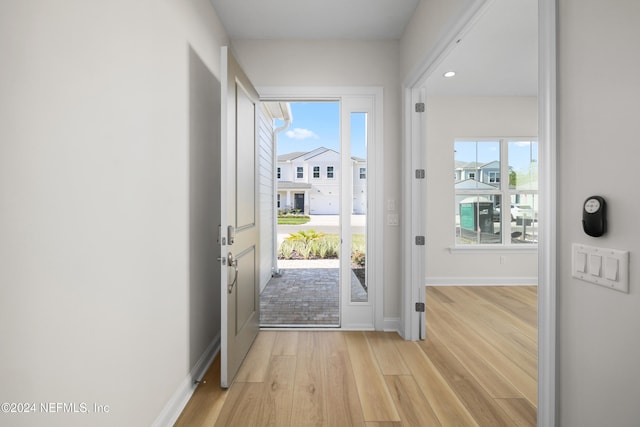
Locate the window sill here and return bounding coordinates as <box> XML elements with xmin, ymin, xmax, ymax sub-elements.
<box><xmin>449</xmin><ymin>245</ymin><xmax>538</xmax><ymax>254</ymax></box>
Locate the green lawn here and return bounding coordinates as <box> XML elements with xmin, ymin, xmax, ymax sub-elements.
<box><xmin>277</xmin><ymin>215</ymin><xmax>311</xmax><ymax>225</ymax></box>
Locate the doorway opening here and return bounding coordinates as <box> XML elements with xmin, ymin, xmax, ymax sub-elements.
<box><xmin>402</xmin><ymin>0</ymin><xmax>549</xmax><ymax>422</ymax></box>
<box><xmin>260</xmin><ymin>101</ymin><xmax>369</xmax><ymax>327</ymax></box>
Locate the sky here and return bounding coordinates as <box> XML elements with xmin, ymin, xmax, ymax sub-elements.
<box><xmin>275</xmin><ymin>101</ymin><xmax>367</xmax><ymax>159</ymax></box>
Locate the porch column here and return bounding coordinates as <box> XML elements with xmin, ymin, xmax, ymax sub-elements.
<box><xmin>285</xmin><ymin>191</ymin><xmax>291</xmax><ymax>210</ymax></box>
<box><xmin>304</xmin><ymin>189</ymin><xmax>309</xmax><ymax>215</ymax></box>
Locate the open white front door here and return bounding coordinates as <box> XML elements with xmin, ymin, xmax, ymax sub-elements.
<box><xmin>220</xmin><ymin>47</ymin><xmax>260</xmax><ymax>388</ymax></box>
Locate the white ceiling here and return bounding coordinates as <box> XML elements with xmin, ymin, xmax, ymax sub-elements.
<box><xmin>427</xmin><ymin>0</ymin><xmax>538</xmax><ymax>96</ymax></box>
<box><xmin>210</xmin><ymin>0</ymin><xmax>538</xmax><ymax>96</ymax></box>
<box><xmin>210</xmin><ymin>0</ymin><xmax>420</xmax><ymax>40</ymax></box>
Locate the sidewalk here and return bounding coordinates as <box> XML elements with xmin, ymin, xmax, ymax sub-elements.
<box><xmin>304</xmin><ymin>214</ymin><xmax>366</xmax><ymax>227</ymax></box>
<box><xmin>277</xmin><ymin>259</ymin><xmax>339</xmax><ymax>269</ymax></box>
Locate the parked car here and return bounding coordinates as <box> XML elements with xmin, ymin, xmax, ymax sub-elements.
<box><xmin>511</xmin><ymin>204</ymin><xmax>536</xmax><ymax>221</ymax></box>
<box><xmin>493</xmin><ymin>205</ymin><xmax>501</xmax><ymax>222</ymax></box>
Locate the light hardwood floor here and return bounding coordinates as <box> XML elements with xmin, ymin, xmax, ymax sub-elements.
<box><xmin>175</xmin><ymin>286</ymin><xmax>537</xmax><ymax>426</ymax></box>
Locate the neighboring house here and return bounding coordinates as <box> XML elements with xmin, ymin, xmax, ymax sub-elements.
<box><xmin>277</xmin><ymin>147</ymin><xmax>366</xmax><ymax>215</ymax></box>
<box><xmin>455</xmin><ymin>160</ymin><xmax>504</xmax><ymax>186</ymax></box>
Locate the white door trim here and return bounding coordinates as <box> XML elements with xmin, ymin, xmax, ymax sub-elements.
<box><xmin>537</xmin><ymin>0</ymin><xmax>558</xmax><ymax>425</ymax></box>
<box><xmin>401</xmin><ymin>0</ymin><xmax>557</xmax><ymax>425</ymax></box>
<box><xmin>259</xmin><ymin>86</ymin><xmax>384</xmax><ymax>330</ymax></box>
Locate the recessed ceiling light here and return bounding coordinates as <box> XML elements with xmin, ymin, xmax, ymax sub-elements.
<box><xmin>443</xmin><ymin>71</ymin><xmax>456</xmax><ymax>78</ymax></box>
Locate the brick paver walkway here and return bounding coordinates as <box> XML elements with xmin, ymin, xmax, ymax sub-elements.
<box><xmin>260</xmin><ymin>266</ymin><xmax>367</xmax><ymax>326</ymax></box>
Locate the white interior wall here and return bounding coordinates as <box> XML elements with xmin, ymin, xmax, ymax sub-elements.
<box><xmin>425</xmin><ymin>96</ymin><xmax>538</xmax><ymax>284</ymax></box>
<box><xmin>231</xmin><ymin>40</ymin><xmax>402</xmax><ymax>320</ymax></box>
<box><xmin>558</xmin><ymin>0</ymin><xmax>640</xmax><ymax>425</ymax></box>
<box><xmin>400</xmin><ymin>0</ymin><xmax>472</xmax><ymax>81</ymax></box>
<box><xmin>0</xmin><ymin>1</ymin><xmax>228</xmax><ymax>426</ymax></box>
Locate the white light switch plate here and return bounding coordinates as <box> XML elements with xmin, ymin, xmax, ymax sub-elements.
<box><xmin>572</xmin><ymin>243</ymin><xmax>629</xmax><ymax>293</ymax></box>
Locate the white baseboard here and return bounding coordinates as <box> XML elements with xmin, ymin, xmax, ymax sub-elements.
<box><xmin>152</xmin><ymin>333</ymin><xmax>220</xmax><ymax>427</ymax></box>
<box><xmin>383</xmin><ymin>317</ymin><xmax>401</xmax><ymax>333</ymax></box>
<box><xmin>425</xmin><ymin>277</ymin><xmax>538</xmax><ymax>286</ymax></box>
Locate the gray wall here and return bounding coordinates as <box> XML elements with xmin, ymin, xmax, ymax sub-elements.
<box><xmin>188</xmin><ymin>47</ymin><xmax>222</xmax><ymax>369</ymax></box>
<box><xmin>0</xmin><ymin>1</ymin><xmax>227</xmax><ymax>425</ymax></box>
<box><xmin>558</xmin><ymin>0</ymin><xmax>640</xmax><ymax>425</ymax></box>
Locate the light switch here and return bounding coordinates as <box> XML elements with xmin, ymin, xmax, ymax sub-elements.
<box><xmin>590</xmin><ymin>254</ymin><xmax>602</xmax><ymax>277</ymax></box>
<box><xmin>576</xmin><ymin>251</ymin><xmax>587</xmax><ymax>273</ymax></box>
<box><xmin>572</xmin><ymin>243</ymin><xmax>629</xmax><ymax>293</ymax></box>
<box><xmin>605</xmin><ymin>257</ymin><xmax>619</xmax><ymax>281</ymax></box>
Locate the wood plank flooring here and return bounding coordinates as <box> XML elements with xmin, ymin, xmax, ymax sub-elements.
<box><xmin>174</xmin><ymin>286</ymin><xmax>537</xmax><ymax>426</ymax></box>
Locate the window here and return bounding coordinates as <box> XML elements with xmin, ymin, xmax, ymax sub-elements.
<box><xmin>455</xmin><ymin>139</ymin><xmax>538</xmax><ymax>246</ymax></box>
<box><xmin>313</xmin><ymin>166</ymin><xmax>320</xmax><ymax>178</ymax></box>
<box><xmin>277</xmin><ymin>194</ymin><xmax>280</xmax><ymax>208</ymax></box>
<box><xmin>296</xmin><ymin>166</ymin><xmax>303</xmax><ymax>179</ymax></box>
<box><xmin>359</xmin><ymin>167</ymin><xmax>366</xmax><ymax>179</ymax></box>
<box><xmin>277</xmin><ymin>167</ymin><xmax>281</xmax><ymax>179</ymax></box>
<box><xmin>327</xmin><ymin>166</ymin><xmax>334</xmax><ymax>178</ymax></box>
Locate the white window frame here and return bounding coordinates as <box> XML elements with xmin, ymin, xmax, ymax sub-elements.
<box><xmin>277</xmin><ymin>167</ymin><xmax>281</xmax><ymax>179</ymax></box>
<box><xmin>312</xmin><ymin>166</ymin><xmax>320</xmax><ymax>179</ymax></box>
<box><xmin>327</xmin><ymin>165</ymin><xmax>334</xmax><ymax>178</ymax></box>
<box><xmin>359</xmin><ymin>167</ymin><xmax>366</xmax><ymax>179</ymax></box>
<box><xmin>296</xmin><ymin>166</ymin><xmax>304</xmax><ymax>179</ymax></box>
<box><xmin>454</xmin><ymin>138</ymin><xmax>538</xmax><ymax>248</ymax></box>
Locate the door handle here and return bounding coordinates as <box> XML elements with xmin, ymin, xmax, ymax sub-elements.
<box><xmin>227</xmin><ymin>252</ymin><xmax>238</xmax><ymax>294</ymax></box>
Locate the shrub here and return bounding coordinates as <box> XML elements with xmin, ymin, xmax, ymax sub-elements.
<box><xmin>352</xmin><ymin>250</ymin><xmax>366</xmax><ymax>267</ymax></box>
<box><xmin>277</xmin><ymin>232</ymin><xmax>343</xmax><ymax>260</ymax></box>
<box><xmin>311</xmin><ymin>239</ymin><xmax>338</xmax><ymax>259</ymax></box>
<box><xmin>278</xmin><ymin>240</ymin><xmax>296</xmax><ymax>259</ymax></box>
<box><xmin>286</xmin><ymin>229</ymin><xmax>325</xmax><ymax>245</ymax></box>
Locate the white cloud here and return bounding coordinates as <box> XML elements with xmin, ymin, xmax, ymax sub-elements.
<box><xmin>285</xmin><ymin>128</ymin><xmax>319</xmax><ymax>140</ymax></box>
<box><xmin>512</xmin><ymin>140</ymin><xmax>535</xmax><ymax>147</ymax></box>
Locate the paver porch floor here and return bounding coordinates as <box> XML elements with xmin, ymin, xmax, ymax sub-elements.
<box><xmin>259</xmin><ymin>262</ymin><xmax>367</xmax><ymax>326</ymax></box>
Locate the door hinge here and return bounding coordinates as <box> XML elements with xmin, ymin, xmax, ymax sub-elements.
<box><xmin>415</xmin><ymin>169</ymin><xmax>425</xmax><ymax>179</ymax></box>
<box><xmin>415</xmin><ymin>302</ymin><xmax>425</xmax><ymax>312</ymax></box>
<box><xmin>415</xmin><ymin>102</ymin><xmax>425</xmax><ymax>113</ymax></box>
<box><xmin>415</xmin><ymin>236</ymin><xmax>425</xmax><ymax>245</ymax></box>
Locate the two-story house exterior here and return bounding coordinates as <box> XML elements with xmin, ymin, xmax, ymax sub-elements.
<box><xmin>277</xmin><ymin>147</ymin><xmax>367</xmax><ymax>215</ymax></box>
<box><xmin>455</xmin><ymin>160</ymin><xmax>502</xmax><ymax>185</ymax></box>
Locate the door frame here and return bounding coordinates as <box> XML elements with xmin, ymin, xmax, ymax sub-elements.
<box><xmin>401</xmin><ymin>0</ymin><xmax>557</xmax><ymax>425</ymax></box>
<box><xmin>259</xmin><ymin>86</ymin><xmax>384</xmax><ymax>330</ymax></box>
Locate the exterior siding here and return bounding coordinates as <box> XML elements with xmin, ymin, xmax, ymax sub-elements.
<box><xmin>258</xmin><ymin>105</ymin><xmax>275</xmax><ymax>292</ymax></box>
